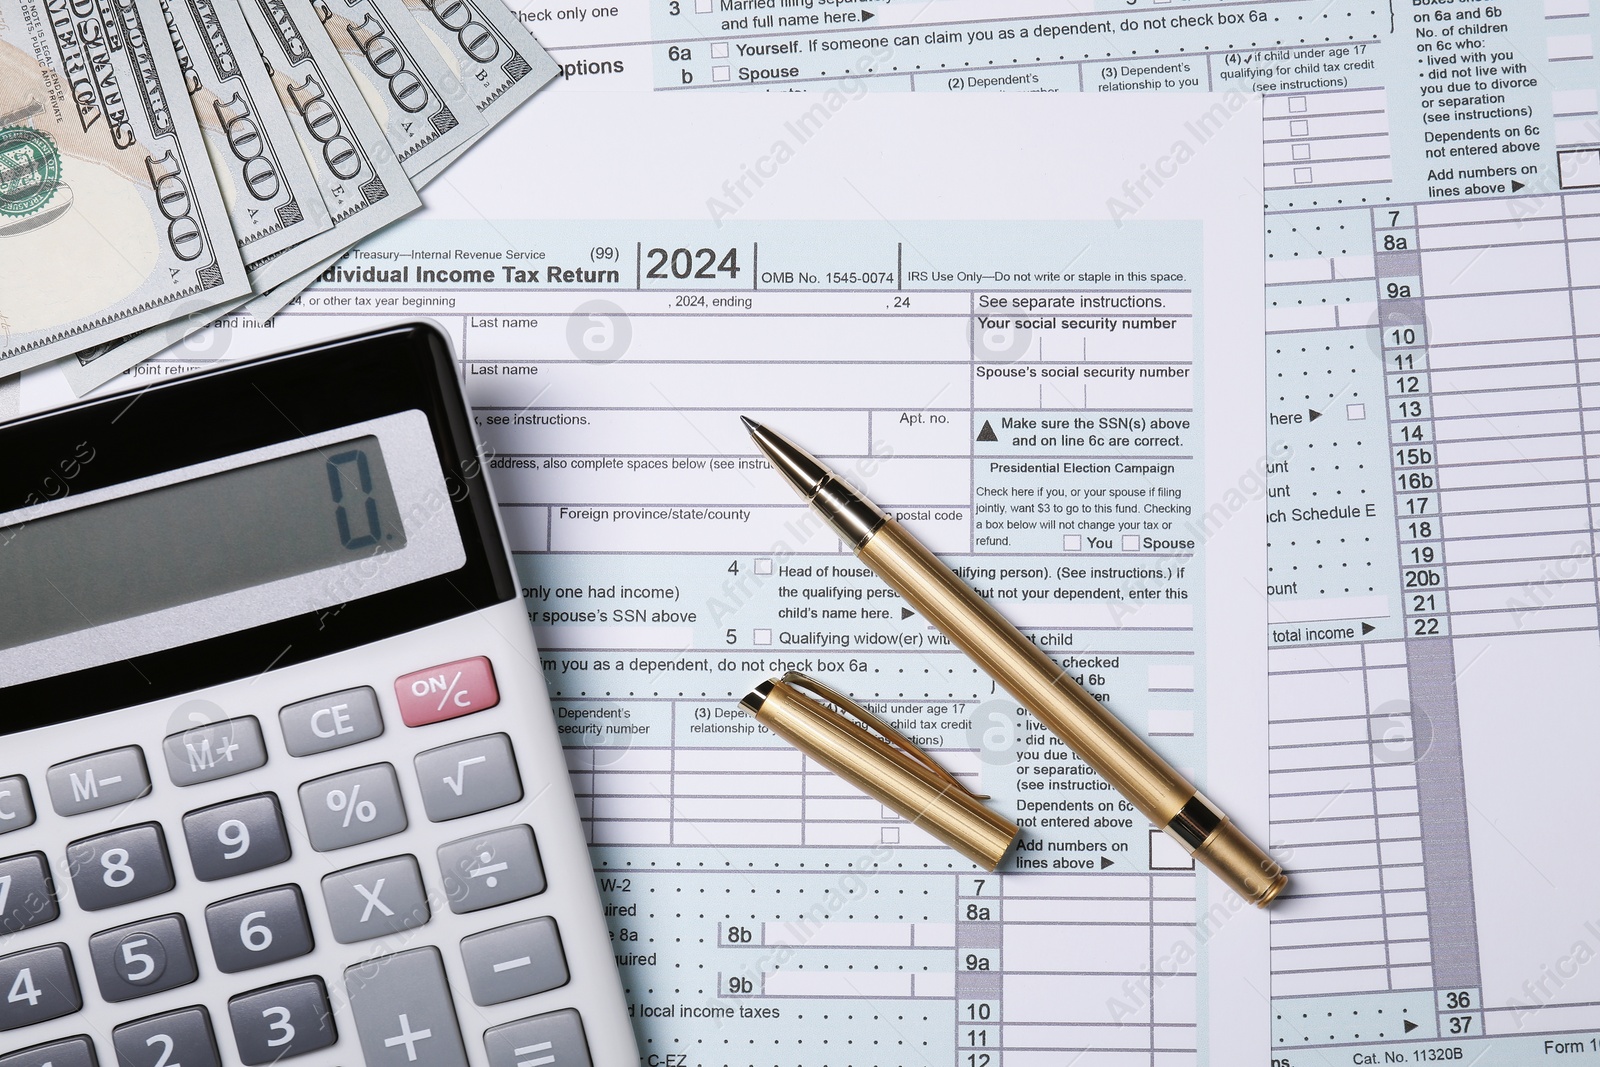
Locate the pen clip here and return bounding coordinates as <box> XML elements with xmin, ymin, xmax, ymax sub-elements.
<box><xmin>780</xmin><ymin>671</ymin><xmax>991</xmax><ymax>800</ymax></box>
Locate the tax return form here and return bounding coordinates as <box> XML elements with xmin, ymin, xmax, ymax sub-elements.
<box><xmin>21</xmin><ymin>92</ymin><xmax>1272</xmax><ymax>1065</ymax></box>
<box><xmin>526</xmin><ymin>5</ymin><xmax>1600</xmax><ymax>1063</ymax></box>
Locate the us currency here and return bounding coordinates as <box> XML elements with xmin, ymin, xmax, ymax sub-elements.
<box><xmin>59</xmin><ymin>0</ymin><xmax>559</xmax><ymax>392</ymax></box>
<box><xmin>0</xmin><ymin>0</ymin><xmax>250</xmax><ymax>376</ymax></box>
<box><xmin>230</xmin><ymin>0</ymin><xmax>419</xmax><ymax>271</ymax></box>
<box><xmin>62</xmin><ymin>290</ymin><xmax>246</xmax><ymax>393</ymax></box>
<box><xmin>398</xmin><ymin>0</ymin><xmax>555</xmax><ymax>187</ymax></box>
<box><xmin>61</xmin><ymin>252</ymin><xmax>310</xmax><ymax>395</ymax></box>
<box><xmin>66</xmin><ymin>244</ymin><xmax>347</xmax><ymax>396</ymax></box>
<box><xmin>162</xmin><ymin>0</ymin><xmax>332</xmax><ymax>272</ymax></box>
<box><xmin>66</xmin><ymin>0</ymin><xmax>423</xmax><ymax>392</ymax></box>
<box><xmin>312</xmin><ymin>0</ymin><xmax>483</xmax><ymax>179</ymax></box>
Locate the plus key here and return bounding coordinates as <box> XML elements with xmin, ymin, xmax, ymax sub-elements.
<box><xmin>346</xmin><ymin>947</ymin><xmax>468</xmax><ymax>1067</ymax></box>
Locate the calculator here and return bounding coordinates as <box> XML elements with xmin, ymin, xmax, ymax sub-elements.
<box><xmin>0</xmin><ymin>325</ymin><xmax>636</xmax><ymax>1067</ymax></box>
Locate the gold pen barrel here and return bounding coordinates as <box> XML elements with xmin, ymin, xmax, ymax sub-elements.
<box><xmin>858</xmin><ymin>520</ymin><xmax>1286</xmax><ymax>906</ymax></box>
<box><xmin>748</xmin><ymin>679</ymin><xmax>1021</xmax><ymax>871</ymax></box>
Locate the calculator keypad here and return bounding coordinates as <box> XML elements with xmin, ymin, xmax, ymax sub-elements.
<box><xmin>205</xmin><ymin>885</ymin><xmax>314</xmax><ymax>973</ymax></box>
<box><xmin>0</xmin><ymin>943</ymin><xmax>81</xmax><ymax>1031</ymax></box>
<box><xmin>113</xmin><ymin>1006</ymin><xmax>221</xmax><ymax>1067</ymax></box>
<box><xmin>0</xmin><ymin>1035</ymin><xmax>96</xmax><ymax>1067</ymax></box>
<box><xmin>346</xmin><ymin>946</ymin><xmax>468</xmax><ymax>1067</ymax></box>
<box><xmin>88</xmin><ymin>913</ymin><xmax>198</xmax><ymax>1002</ymax></box>
<box><xmin>299</xmin><ymin>763</ymin><xmax>407</xmax><ymax>851</ymax></box>
<box><xmin>182</xmin><ymin>793</ymin><xmax>291</xmax><ymax>881</ymax></box>
<box><xmin>0</xmin><ymin>651</ymin><xmax>600</xmax><ymax>1066</ymax></box>
<box><xmin>280</xmin><ymin>687</ymin><xmax>384</xmax><ymax>756</ymax></box>
<box><xmin>0</xmin><ymin>852</ymin><xmax>57</xmax><ymax>934</ymax></box>
<box><xmin>0</xmin><ymin>776</ymin><xmax>36</xmax><ymax>834</ymax></box>
<box><xmin>323</xmin><ymin>855</ymin><xmax>431</xmax><ymax>943</ymax></box>
<box><xmin>483</xmin><ymin>1009</ymin><xmax>594</xmax><ymax>1067</ymax></box>
<box><xmin>414</xmin><ymin>733</ymin><xmax>522</xmax><ymax>822</ymax></box>
<box><xmin>65</xmin><ymin>823</ymin><xmax>174</xmax><ymax>911</ymax></box>
<box><xmin>47</xmin><ymin>746</ymin><xmax>150</xmax><ymax>816</ymax></box>
<box><xmin>460</xmin><ymin>917</ymin><xmax>569</xmax><ymax>1006</ymax></box>
<box><xmin>163</xmin><ymin>717</ymin><xmax>267</xmax><ymax>786</ymax></box>
<box><xmin>227</xmin><ymin>977</ymin><xmax>337</xmax><ymax>1064</ymax></box>
<box><xmin>437</xmin><ymin>825</ymin><xmax>546</xmax><ymax>913</ymax></box>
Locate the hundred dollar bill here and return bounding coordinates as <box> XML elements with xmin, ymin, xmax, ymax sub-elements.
<box><xmin>62</xmin><ymin>291</ymin><xmax>244</xmax><ymax>392</ymax></box>
<box><xmin>312</xmin><ymin>0</ymin><xmax>483</xmax><ymax>179</ymax></box>
<box><xmin>65</xmin><ymin>0</ymin><xmax>422</xmax><ymax>392</ymax></box>
<box><xmin>0</xmin><ymin>0</ymin><xmax>250</xmax><ymax>375</ymax></box>
<box><xmin>61</xmin><ymin>0</ymin><xmax>348</xmax><ymax>402</ymax></box>
<box><xmin>242</xmin><ymin>249</ymin><xmax>326</xmax><ymax>318</ymax></box>
<box><xmin>66</xmin><ymin>244</ymin><xmax>338</xmax><ymax>395</ymax></box>
<box><xmin>396</xmin><ymin>0</ymin><xmax>555</xmax><ymax>187</ymax></box>
<box><xmin>162</xmin><ymin>0</ymin><xmax>332</xmax><ymax>272</ymax></box>
<box><xmin>232</xmin><ymin>0</ymin><xmax>419</xmax><ymax>266</ymax></box>
<box><xmin>62</xmin><ymin>261</ymin><xmax>303</xmax><ymax>395</ymax></box>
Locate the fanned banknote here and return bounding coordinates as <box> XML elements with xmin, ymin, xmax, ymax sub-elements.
<box><xmin>65</xmin><ymin>0</ymin><xmax>423</xmax><ymax>392</ymax></box>
<box><xmin>312</xmin><ymin>0</ymin><xmax>483</xmax><ymax>179</ymax></box>
<box><xmin>67</xmin><ymin>0</ymin><xmax>342</xmax><ymax>395</ymax></box>
<box><xmin>241</xmin><ymin>248</ymin><xmax>326</xmax><ymax>319</ymax></box>
<box><xmin>161</xmin><ymin>0</ymin><xmax>332</xmax><ymax>270</ymax></box>
<box><xmin>398</xmin><ymin>0</ymin><xmax>555</xmax><ymax>186</ymax></box>
<box><xmin>0</xmin><ymin>0</ymin><xmax>250</xmax><ymax>375</ymax></box>
<box><xmin>54</xmin><ymin>0</ymin><xmax>558</xmax><ymax>394</ymax></box>
<box><xmin>64</xmin><ymin>242</ymin><xmax>338</xmax><ymax>394</ymax></box>
<box><xmin>230</xmin><ymin>0</ymin><xmax>419</xmax><ymax>278</ymax></box>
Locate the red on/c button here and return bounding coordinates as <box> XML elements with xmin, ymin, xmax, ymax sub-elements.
<box><xmin>395</xmin><ymin>657</ymin><xmax>500</xmax><ymax>726</ymax></box>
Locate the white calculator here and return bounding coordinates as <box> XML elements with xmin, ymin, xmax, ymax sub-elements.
<box><xmin>0</xmin><ymin>325</ymin><xmax>635</xmax><ymax>1067</ymax></box>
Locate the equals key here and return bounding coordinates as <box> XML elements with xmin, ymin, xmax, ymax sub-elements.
<box><xmin>485</xmin><ymin>1009</ymin><xmax>593</xmax><ymax>1067</ymax></box>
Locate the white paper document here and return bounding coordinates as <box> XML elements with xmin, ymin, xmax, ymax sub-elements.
<box><xmin>519</xmin><ymin>9</ymin><xmax>1600</xmax><ymax>1062</ymax></box>
<box><xmin>36</xmin><ymin>91</ymin><xmax>1275</xmax><ymax>1063</ymax></box>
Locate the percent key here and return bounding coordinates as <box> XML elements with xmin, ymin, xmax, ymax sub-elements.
<box><xmin>301</xmin><ymin>764</ymin><xmax>409</xmax><ymax>851</ymax></box>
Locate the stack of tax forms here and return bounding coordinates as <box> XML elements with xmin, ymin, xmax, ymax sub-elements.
<box><xmin>0</xmin><ymin>0</ymin><xmax>555</xmax><ymax>393</ymax></box>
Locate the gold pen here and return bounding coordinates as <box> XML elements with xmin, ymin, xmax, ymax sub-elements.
<box><xmin>742</xmin><ymin>672</ymin><xmax>1020</xmax><ymax>870</ymax></box>
<box><xmin>743</xmin><ymin>417</ymin><xmax>1287</xmax><ymax>907</ymax></box>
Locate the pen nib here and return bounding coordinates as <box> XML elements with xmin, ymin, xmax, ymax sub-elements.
<box><xmin>741</xmin><ymin>417</ymin><xmax>832</xmax><ymax>499</ymax></box>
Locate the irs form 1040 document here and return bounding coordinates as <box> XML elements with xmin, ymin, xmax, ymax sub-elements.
<box><xmin>43</xmin><ymin>93</ymin><xmax>1271</xmax><ymax>1065</ymax></box>
<box><xmin>521</xmin><ymin>5</ymin><xmax>1600</xmax><ymax>1064</ymax></box>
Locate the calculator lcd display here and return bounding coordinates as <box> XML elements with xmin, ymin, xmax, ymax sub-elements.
<box><xmin>0</xmin><ymin>437</ymin><xmax>407</xmax><ymax>651</ymax></box>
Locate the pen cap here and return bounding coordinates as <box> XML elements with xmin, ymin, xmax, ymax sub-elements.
<box><xmin>742</xmin><ymin>676</ymin><xmax>1021</xmax><ymax>871</ymax></box>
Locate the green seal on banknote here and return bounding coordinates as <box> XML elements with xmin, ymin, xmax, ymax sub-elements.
<box><xmin>0</xmin><ymin>127</ymin><xmax>60</xmax><ymax>218</ymax></box>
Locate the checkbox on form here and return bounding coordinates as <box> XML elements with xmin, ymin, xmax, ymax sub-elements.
<box><xmin>1122</xmin><ymin>534</ymin><xmax>1141</xmax><ymax>552</ymax></box>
